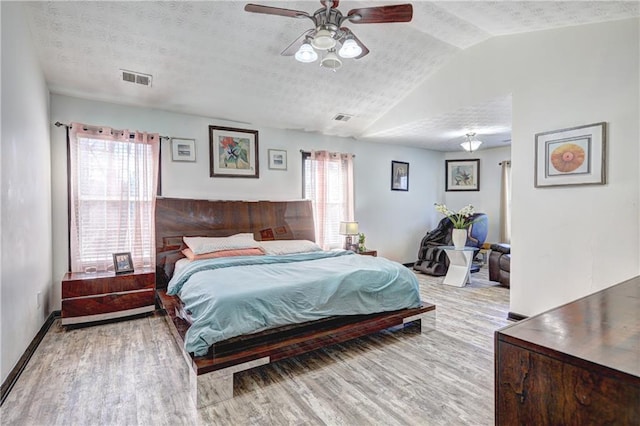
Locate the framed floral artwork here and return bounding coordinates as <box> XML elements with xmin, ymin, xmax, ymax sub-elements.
<box><xmin>391</xmin><ymin>161</ymin><xmax>409</xmax><ymax>191</ymax></box>
<box><xmin>209</xmin><ymin>125</ymin><xmax>259</xmax><ymax>178</ymax></box>
<box><xmin>535</xmin><ymin>122</ymin><xmax>606</xmax><ymax>187</ymax></box>
<box><xmin>446</xmin><ymin>159</ymin><xmax>480</xmax><ymax>191</ymax></box>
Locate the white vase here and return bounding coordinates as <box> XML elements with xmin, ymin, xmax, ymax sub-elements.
<box><xmin>452</xmin><ymin>228</ymin><xmax>467</xmax><ymax>249</ymax></box>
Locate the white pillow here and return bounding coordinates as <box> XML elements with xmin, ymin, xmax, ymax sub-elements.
<box><xmin>183</xmin><ymin>233</ymin><xmax>259</xmax><ymax>255</ymax></box>
<box><xmin>259</xmin><ymin>240</ymin><xmax>322</xmax><ymax>255</ymax></box>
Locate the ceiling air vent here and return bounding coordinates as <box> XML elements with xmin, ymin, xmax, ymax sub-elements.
<box><xmin>120</xmin><ymin>69</ymin><xmax>153</xmax><ymax>87</ymax></box>
<box><xmin>333</xmin><ymin>113</ymin><xmax>353</xmax><ymax>122</ymax></box>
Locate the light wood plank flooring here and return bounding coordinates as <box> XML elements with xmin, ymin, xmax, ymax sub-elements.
<box><xmin>1</xmin><ymin>267</ymin><xmax>510</xmax><ymax>425</ymax></box>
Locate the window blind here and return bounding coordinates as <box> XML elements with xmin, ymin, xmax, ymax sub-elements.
<box><xmin>69</xmin><ymin>124</ymin><xmax>159</xmax><ymax>273</ymax></box>
<box><xmin>302</xmin><ymin>151</ymin><xmax>354</xmax><ymax>250</ymax></box>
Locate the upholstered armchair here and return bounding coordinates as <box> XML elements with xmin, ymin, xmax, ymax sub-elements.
<box><xmin>414</xmin><ymin>213</ymin><xmax>488</xmax><ymax>276</ymax></box>
<box><xmin>489</xmin><ymin>243</ymin><xmax>510</xmax><ymax>288</ymax></box>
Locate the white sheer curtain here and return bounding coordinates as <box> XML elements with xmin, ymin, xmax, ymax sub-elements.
<box><xmin>304</xmin><ymin>151</ymin><xmax>354</xmax><ymax>250</ymax></box>
<box><xmin>68</xmin><ymin>122</ymin><xmax>160</xmax><ymax>272</ymax></box>
<box><xmin>499</xmin><ymin>160</ymin><xmax>512</xmax><ymax>243</ymax></box>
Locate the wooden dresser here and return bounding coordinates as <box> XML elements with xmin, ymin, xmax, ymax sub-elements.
<box><xmin>61</xmin><ymin>268</ymin><xmax>156</xmax><ymax>325</ymax></box>
<box><xmin>495</xmin><ymin>276</ymin><xmax>640</xmax><ymax>425</ymax></box>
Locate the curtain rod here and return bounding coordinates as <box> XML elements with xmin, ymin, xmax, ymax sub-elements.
<box><xmin>299</xmin><ymin>149</ymin><xmax>356</xmax><ymax>158</ymax></box>
<box><xmin>54</xmin><ymin>122</ymin><xmax>182</xmax><ymax>140</ymax></box>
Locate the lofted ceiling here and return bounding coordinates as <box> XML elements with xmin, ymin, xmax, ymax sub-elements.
<box><xmin>23</xmin><ymin>1</ymin><xmax>638</xmax><ymax>151</ymax></box>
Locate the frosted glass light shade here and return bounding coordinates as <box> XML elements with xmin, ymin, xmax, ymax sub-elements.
<box><xmin>461</xmin><ymin>133</ymin><xmax>483</xmax><ymax>152</ymax></box>
<box><xmin>339</xmin><ymin>221</ymin><xmax>359</xmax><ymax>235</ymax></box>
<box><xmin>321</xmin><ymin>51</ymin><xmax>342</xmax><ymax>70</ymax></box>
<box><xmin>338</xmin><ymin>38</ymin><xmax>362</xmax><ymax>59</ymax></box>
<box><xmin>461</xmin><ymin>139</ymin><xmax>482</xmax><ymax>152</ymax></box>
<box><xmin>311</xmin><ymin>29</ymin><xmax>336</xmax><ymax>50</ymax></box>
<box><xmin>295</xmin><ymin>43</ymin><xmax>318</xmax><ymax>63</ymax></box>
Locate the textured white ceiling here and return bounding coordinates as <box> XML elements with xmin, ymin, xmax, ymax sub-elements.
<box><xmin>23</xmin><ymin>1</ymin><xmax>639</xmax><ymax>151</ymax></box>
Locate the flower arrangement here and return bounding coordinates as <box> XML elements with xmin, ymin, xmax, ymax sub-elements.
<box><xmin>434</xmin><ymin>203</ymin><xmax>477</xmax><ymax>229</ymax></box>
<box><xmin>357</xmin><ymin>233</ymin><xmax>367</xmax><ymax>252</ymax></box>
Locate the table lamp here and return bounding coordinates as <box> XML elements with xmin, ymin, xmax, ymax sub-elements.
<box><xmin>339</xmin><ymin>221</ymin><xmax>359</xmax><ymax>251</ymax></box>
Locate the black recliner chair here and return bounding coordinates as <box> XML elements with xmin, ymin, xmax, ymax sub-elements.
<box><xmin>413</xmin><ymin>213</ymin><xmax>488</xmax><ymax>276</ymax></box>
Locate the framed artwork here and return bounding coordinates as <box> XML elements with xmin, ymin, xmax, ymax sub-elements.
<box><xmin>209</xmin><ymin>125</ymin><xmax>259</xmax><ymax>178</ymax></box>
<box><xmin>171</xmin><ymin>138</ymin><xmax>196</xmax><ymax>162</ymax></box>
<box><xmin>446</xmin><ymin>159</ymin><xmax>480</xmax><ymax>191</ymax></box>
<box><xmin>535</xmin><ymin>122</ymin><xmax>607</xmax><ymax>187</ymax></box>
<box><xmin>391</xmin><ymin>161</ymin><xmax>409</xmax><ymax>191</ymax></box>
<box><xmin>113</xmin><ymin>252</ymin><xmax>134</xmax><ymax>274</ymax></box>
<box><xmin>268</xmin><ymin>149</ymin><xmax>287</xmax><ymax>170</ymax></box>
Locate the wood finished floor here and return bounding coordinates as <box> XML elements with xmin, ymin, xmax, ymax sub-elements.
<box><xmin>1</xmin><ymin>267</ymin><xmax>510</xmax><ymax>425</ymax></box>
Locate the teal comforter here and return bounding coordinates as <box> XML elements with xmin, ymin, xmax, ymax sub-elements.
<box><xmin>167</xmin><ymin>250</ymin><xmax>421</xmax><ymax>356</ymax></box>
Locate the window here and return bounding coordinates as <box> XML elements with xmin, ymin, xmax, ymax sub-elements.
<box><xmin>302</xmin><ymin>151</ymin><xmax>354</xmax><ymax>249</ymax></box>
<box><xmin>68</xmin><ymin>123</ymin><xmax>159</xmax><ymax>272</ymax></box>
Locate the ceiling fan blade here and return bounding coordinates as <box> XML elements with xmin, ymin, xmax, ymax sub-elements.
<box><xmin>340</xmin><ymin>28</ymin><xmax>369</xmax><ymax>59</ymax></box>
<box><xmin>281</xmin><ymin>29</ymin><xmax>314</xmax><ymax>56</ymax></box>
<box><xmin>244</xmin><ymin>4</ymin><xmax>310</xmax><ymax>19</ymax></box>
<box><xmin>347</xmin><ymin>4</ymin><xmax>413</xmax><ymax>24</ymax></box>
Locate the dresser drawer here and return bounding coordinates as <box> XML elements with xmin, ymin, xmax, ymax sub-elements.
<box><xmin>62</xmin><ymin>269</ymin><xmax>155</xmax><ymax>298</ymax></box>
<box><xmin>61</xmin><ymin>289</ymin><xmax>155</xmax><ymax>325</ymax></box>
<box><xmin>61</xmin><ymin>269</ymin><xmax>156</xmax><ymax>325</ymax></box>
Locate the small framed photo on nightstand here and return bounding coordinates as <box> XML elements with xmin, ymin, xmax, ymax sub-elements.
<box><xmin>113</xmin><ymin>252</ymin><xmax>134</xmax><ymax>274</ymax></box>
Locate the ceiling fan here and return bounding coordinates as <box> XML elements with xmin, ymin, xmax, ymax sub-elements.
<box><xmin>244</xmin><ymin>1</ymin><xmax>413</xmax><ymax>70</ymax></box>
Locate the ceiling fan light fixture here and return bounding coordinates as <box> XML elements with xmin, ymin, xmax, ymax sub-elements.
<box><xmin>461</xmin><ymin>133</ymin><xmax>483</xmax><ymax>152</ymax></box>
<box><xmin>320</xmin><ymin>50</ymin><xmax>342</xmax><ymax>70</ymax></box>
<box><xmin>295</xmin><ymin>42</ymin><xmax>318</xmax><ymax>63</ymax></box>
<box><xmin>311</xmin><ymin>28</ymin><xmax>337</xmax><ymax>50</ymax></box>
<box><xmin>338</xmin><ymin>38</ymin><xmax>362</xmax><ymax>59</ymax></box>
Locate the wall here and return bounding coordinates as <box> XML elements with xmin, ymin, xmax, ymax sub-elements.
<box><xmin>444</xmin><ymin>146</ymin><xmax>511</xmax><ymax>244</ymax></box>
<box><xmin>1</xmin><ymin>3</ymin><xmax>52</xmax><ymax>383</ymax></box>
<box><xmin>371</xmin><ymin>18</ymin><xmax>640</xmax><ymax>316</ymax></box>
<box><xmin>50</xmin><ymin>94</ymin><xmax>444</xmax><ymax>310</ymax></box>
<box><xmin>508</xmin><ymin>19</ymin><xmax>639</xmax><ymax>316</ymax></box>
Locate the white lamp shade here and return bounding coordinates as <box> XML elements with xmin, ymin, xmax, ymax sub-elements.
<box><xmin>311</xmin><ymin>29</ymin><xmax>336</xmax><ymax>51</ymax></box>
<box><xmin>321</xmin><ymin>51</ymin><xmax>342</xmax><ymax>70</ymax></box>
<box><xmin>339</xmin><ymin>221</ymin><xmax>359</xmax><ymax>235</ymax></box>
<box><xmin>461</xmin><ymin>139</ymin><xmax>482</xmax><ymax>152</ymax></box>
<box><xmin>338</xmin><ymin>38</ymin><xmax>362</xmax><ymax>59</ymax></box>
<box><xmin>461</xmin><ymin>133</ymin><xmax>483</xmax><ymax>152</ymax></box>
<box><xmin>295</xmin><ymin>43</ymin><xmax>318</xmax><ymax>63</ymax></box>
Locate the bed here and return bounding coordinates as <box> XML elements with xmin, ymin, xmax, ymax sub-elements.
<box><xmin>155</xmin><ymin>197</ymin><xmax>436</xmax><ymax>408</ymax></box>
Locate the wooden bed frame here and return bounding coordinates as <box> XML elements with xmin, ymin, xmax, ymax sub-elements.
<box><xmin>155</xmin><ymin>197</ymin><xmax>436</xmax><ymax>408</ymax></box>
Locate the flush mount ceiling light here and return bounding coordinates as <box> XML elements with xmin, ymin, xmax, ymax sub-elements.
<box><xmin>245</xmin><ymin>1</ymin><xmax>413</xmax><ymax>70</ymax></box>
<box><xmin>461</xmin><ymin>133</ymin><xmax>483</xmax><ymax>152</ymax></box>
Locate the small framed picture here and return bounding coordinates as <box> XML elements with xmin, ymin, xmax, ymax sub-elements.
<box><xmin>268</xmin><ymin>149</ymin><xmax>287</xmax><ymax>170</ymax></box>
<box><xmin>391</xmin><ymin>161</ymin><xmax>409</xmax><ymax>191</ymax></box>
<box><xmin>113</xmin><ymin>252</ymin><xmax>134</xmax><ymax>274</ymax></box>
<box><xmin>446</xmin><ymin>159</ymin><xmax>480</xmax><ymax>191</ymax></box>
<box><xmin>209</xmin><ymin>125</ymin><xmax>259</xmax><ymax>178</ymax></box>
<box><xmin>535</xmin><ymin>122</ymin><xmax>607</xmax><ymax>187</ymax></box>
<box><xmin>171</xmin><ymin>138</ymin><xmax>196</xmax><ymax>162</ymax></box>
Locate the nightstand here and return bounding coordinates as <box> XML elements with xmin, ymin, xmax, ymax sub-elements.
<box><xmin>61</xmin><ymin>268</ymin><xmax>155</xmax><ymax>325</ymax></box>
<box><xmin>358</xmin><ymin>250</ymin><xmax>377</xmax><ymax>257</ymax></box>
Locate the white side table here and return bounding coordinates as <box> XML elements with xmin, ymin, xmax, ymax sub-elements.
<box><xmin>441</xmin><ymin>246</ymin><xmax>476</xmax><ymax>287</ymax></box>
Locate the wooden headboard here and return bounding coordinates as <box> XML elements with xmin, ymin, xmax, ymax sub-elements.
<box><xmin>154</xmin><ymin>197</ymin><xmax>315</xmax><ymax>288</ymax></box>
